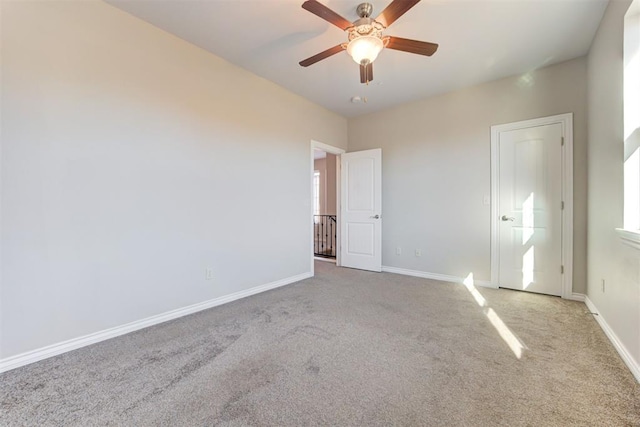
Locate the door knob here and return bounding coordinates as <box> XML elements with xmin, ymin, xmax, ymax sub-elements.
<box><xmin>370</xmin><ymin>214</ymin><xmax>380</xmax><ymax>219</ymax></box>
<box><xmin>501</xmin><ymin>215</ymin><xmax>515</xmax><ymax>221</ymax></box>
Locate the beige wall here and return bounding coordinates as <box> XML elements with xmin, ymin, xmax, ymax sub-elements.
<box><xmin>348</xmin><ymin>57</ymin><xmax>588</xmax><ymax>290</ymax></box>
<box><xmin>586</xmin><ymin>0</ymin><xmax>639</xmax><ymax>374</ymax></box>
<box><xmin>314</xmin><ymin>158</ymin><xmax>327</xmax><ymax>214</ymax></box>
<box><xmin>313</xmin><ymin>154</ymin><xmax>337</xmax><ymax>216</ymax></box>
<box><xmin>0</xmin><ymin>0</ymin><xmax>347</xmax><ymax>359</ymax></box>
<box><xmin>325</xmin><ymin>154</ymin><xmax>337</xmax><ymax>216</ymax></box>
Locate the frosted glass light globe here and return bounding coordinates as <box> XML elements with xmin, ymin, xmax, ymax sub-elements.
<box><xmin>347</xmin><ymin>36</ymin><xmax>384</xmax><ymax>65</ymax></box>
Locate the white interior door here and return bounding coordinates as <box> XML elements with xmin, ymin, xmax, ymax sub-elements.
<box><xmin>498</xmin><ymin>123</ymin><xmax>563</xmax><ymax>296</ymax></box>
<box><xmin>340</xmin><ymin>149</ymin><xmax>382</xmax><ymax>272</ymax></box>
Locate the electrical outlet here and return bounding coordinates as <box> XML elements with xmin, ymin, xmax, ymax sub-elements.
<box><xmin>396</xmin><ymin>247</ymin><xmax>402</xmax><ymax>255</ymax></box>
<box><xmin>601</xmin><ymin>279</ymin><xmax>605</xmax><ymax>293</ymax></box>
<box><xmin>205</xmin><ymin>268</ymin><xmax>214</xmax><ymax>280</ymax></box>
<box><xmin>415</xmin><ymin>249</ymin><xmax>421</xmax><ymax>257</ymax></box>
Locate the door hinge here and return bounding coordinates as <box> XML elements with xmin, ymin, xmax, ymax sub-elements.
<box><xmin>561</xmin><ymin>137</ymin><xmax>565</xmax><ymax>146</ymax></box>
<box><xmin>561</xmin><ymin>201</ymin><xmax>565</xmax><ymax>210</ymax></box>
<box><xmin>561</xmin><ymin>265</ymin><xmax>564</xmax><ymax>274</ymax></box>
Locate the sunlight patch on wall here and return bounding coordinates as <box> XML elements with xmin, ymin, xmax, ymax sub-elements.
<box><xmin>516</xmin><ymin>72</ymin><xmax>535</xmax><ymax>89</ymax></box>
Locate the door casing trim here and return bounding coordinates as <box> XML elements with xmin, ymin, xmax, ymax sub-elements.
<box><xmin>490</xmin><ymin>113</ymin><xmax>574</xmax><ymax>299</ymax></box>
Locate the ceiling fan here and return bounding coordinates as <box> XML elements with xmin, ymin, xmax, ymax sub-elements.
<box><xmin>299</xmin><ymin>0</ymin><xmax>438</xmax><ymax>85</ymax></box>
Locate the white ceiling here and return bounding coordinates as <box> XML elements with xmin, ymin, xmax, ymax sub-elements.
<box><xmin>106</xmin><ymin>0</ymin><xmax>608</xmax><ymax>117</ymax></box>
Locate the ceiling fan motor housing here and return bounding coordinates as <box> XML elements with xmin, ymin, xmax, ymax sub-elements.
<box><xmin>356</xmin><ymin>3</ymin><xmax>374</xmax><ymax>18</ymax></box>
<box><xmin>349</xmin><ymin>18</ymin><xmax>384</xmax><ymax>38</ymax></box>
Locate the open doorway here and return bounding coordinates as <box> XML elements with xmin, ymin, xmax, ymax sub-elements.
<box><xmin>313</xmin><ymin>149</ymin><xmax>338</xmax><ymax>260</ymax></box>
<box><xmin>310</xmin><ymin>141</ymin><xmax>345</xmax><ymax>275</ymax></box>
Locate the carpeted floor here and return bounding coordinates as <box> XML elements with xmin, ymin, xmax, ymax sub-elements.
<box><xmin>1</xmin><ymin>261</ymin><xmax>639</xmax><ymax>426</ymax></box>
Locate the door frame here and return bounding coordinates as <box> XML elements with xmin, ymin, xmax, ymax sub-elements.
<box><xmin>490</xmin><ymin>113</ymin><xmax>574</xmax><ymax>299</ymax></box>
<box><xmin>310</xmin><ymin>140</ymin><xmax>345</xmax><ymax>276</ymax></box>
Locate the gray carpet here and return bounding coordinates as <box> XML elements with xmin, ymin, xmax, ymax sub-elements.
<box><xmin>1</xmin><ymin>261</ymin><xmax>639</xmax><ymax>426</ymax></box>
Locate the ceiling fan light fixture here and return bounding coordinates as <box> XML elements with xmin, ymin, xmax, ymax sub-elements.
<box><xmin>299</xmin><ymin>0</ymin><xmax>438</xmax><ymax>84</ymax></box>
<box><xmin>347</xmin><ymin>36</ymin><xmax>384</xmax><ymax>65</ymax></box>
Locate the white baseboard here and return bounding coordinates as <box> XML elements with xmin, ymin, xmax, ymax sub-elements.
<box><xmin>0</xmin><ymin>272</ymin><xmax>312</xmax><ymax>374</ymax></box>
<box><xmin>585</xmin><ymin>296</ymin><xmax>640</xmax><ymax>382</ymax></box>
<box><xmin>314</xmin><ymin>257</ymin><xmax>336</xmax><ymax>263</ymax></box>
<box><xmin>567</xmin><ymin>292</ymin><xmax>586</xmax><ymax>302</ymax></box>
<box><xmin>381</xmin><ymin>266</ymin><xmax>495</xmax><ymax>288</ymax></box>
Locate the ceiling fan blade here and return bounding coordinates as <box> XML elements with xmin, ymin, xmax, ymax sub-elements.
<box><xmin>299</xmin><ymin>45</ymin><xmax>345</xmax><ymax>67</ymax></box>
<box><xmin>360</xmin><ymin>62</ymin><xmax>373</xmax><ymax>84</ymax></box>
<box><xmin>386</xmin><ymin>36</ymin><xmax>438</xmax><ymax>56</ymax></box>
<box><xmin>302</xmin><ymin>0</ymin><xmax>353</xmax><ymax>31</ymax></box>
<box><xmin>375</xmin><ymin>0</ymin><xmax>421</xmax><ymax>28</ymax></box>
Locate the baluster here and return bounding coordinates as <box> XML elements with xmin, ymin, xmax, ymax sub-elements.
<box><xmin>329</xmin><ymin>219</ymin><xmax>333</xmax><ymax>256</ymax></box>
<box><xmin>323</xmin><ymin>216</ymin><xmax>326</xmax><ymax>254</ymax></box>
<box><xmin>313</xmin><ymin>215</ymin><xmax>338</xmax><ymax>259</ymax></box>
<box><xmin>321</xmin><ymin>217</ymin><xmax>324</xmax><ymax>254</ymax></box>
<box><xmin>315</xmin><ymin>216</ymin><xmax>319</xmax><ymax>256</ymax></box>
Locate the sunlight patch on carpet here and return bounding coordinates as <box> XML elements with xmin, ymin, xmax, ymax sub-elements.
<box><xmin>464</xmin><ymin>273</ymin><xmax>527</xmax><ymax>359</ymax></box>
